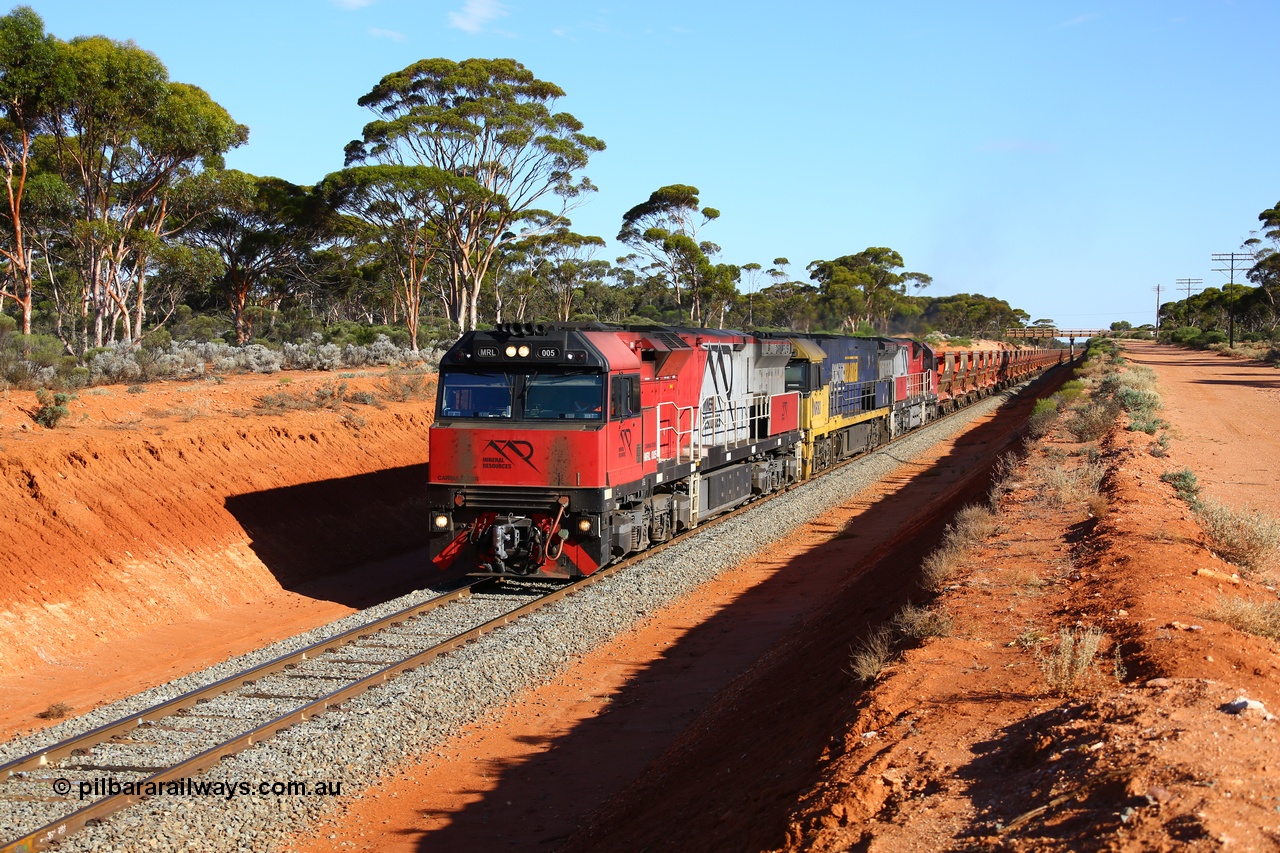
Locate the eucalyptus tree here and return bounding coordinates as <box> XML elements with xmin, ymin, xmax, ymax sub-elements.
<box><xmin>919</xmin><ymin>294</ymin><xmax>1028</xmax><ymax>337</ymax></box>
<box><xmin>41</xmin><ymin>34</ymin><xmax>246</xmax><ymax>348</ymax></box>
<box><xmin>1248</xmin><ymin>201</ymin><xmax>1280</xmax><ymax>327</ymax></box>
<box><xmin>617</xmin><ymin>184</ymin><xmax>720</xmax><ymax>324</ymax></box>
<box><xmin>755</xmin><ymin>279</ymin><xmax>818</xmax><ymax>331</ymax></box>
<box><xmin>0</xmin><ymin>5</ymin><xmax>60</xmax><ymax>334</ymax></box>
<box><xmin>700</xmin><ymin>261</ymin><xmax>740</xmax><ymax>329</ymax></box>
<box><xmin>808</xmin><ymin>248</ymin><xmax>931</xmax><ymax>333</ymax></box>
<box><xmin>514</xmin><ymin>226</ymin><xmax>606</xmax><ymax>321</ymax></box>
<box><xmin>184</xmin><ymin>171</ymin><xmax>326</xmax><ymax>344</ymax></box>
<box><xmin>345</xmin><ymin>57</ymin><xmax>604</xmax><ymax>332</ymax></box>
<box><xmin>738</xmin><ymin>261</ymin><xmax>764</xmax><ymax>326</ymax></box>
<box><xmin>320</xmin><ymin>165</ymin><xmax>454</xmax><ymax>350</ymax></box>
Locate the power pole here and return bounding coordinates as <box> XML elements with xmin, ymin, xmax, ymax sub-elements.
<box><xmin>1175</xmin><ymin>277</ymin><xmax>1203</xmax><ymax>329</ymax></box>
<box><xmin>1212</xmin><ymin>252</ymin><xmax>1253</xmax><ymax>347</ymax></box>
<box><xmin>1152</xmin><ymin>284</ymin><xmax>1162</xmax><ymax>338</ymax></box>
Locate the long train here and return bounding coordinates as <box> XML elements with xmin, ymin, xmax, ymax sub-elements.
<box><xmin>427</xmin><ymin>323</ymin><xmax>1065</xmax><ymax>579</ymax></box>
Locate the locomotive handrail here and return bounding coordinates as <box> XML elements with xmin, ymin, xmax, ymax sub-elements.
<box><xmin>698</xmin><ymin>394</ymin><xmax>755</xmax><ymax>447</ymax></box>
<box><xmin>904</xmin><ymin>370</ymin><xmax>930</xmax><ymax>400</ymax></box>
<box><xmin>656</xmin><ymin>401</ymin><xmax>698</xmax><ymax>464</ymax></box>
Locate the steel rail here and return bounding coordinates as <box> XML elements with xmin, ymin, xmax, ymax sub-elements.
<box><xmin>1</xmin><ymin>360</ymin><xmax>1067</xmax><ymax>852</ymax></box>
<box><xmin>0</xmin><ymin>578</ymin><xmax>496</xmax><ymax>784</ymax></box>
<box><xmin>3</xmin><ymin>578</ymin><xmax>579</xmax><ymax>853</ymax></box>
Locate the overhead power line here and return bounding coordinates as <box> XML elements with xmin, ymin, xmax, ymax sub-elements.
<box><xmin>1174</xmin><ymin>278</ymin><xmax>1203</xmax><ymax>328</ymax></box>
<box><xmin>1212</xmin><ymin>251</ymin><xmax>1254</xmax><ymax>347</ymax></box>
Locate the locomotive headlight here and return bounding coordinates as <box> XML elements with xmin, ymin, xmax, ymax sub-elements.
<box><xmin>576</xmin><ymin>517</ymin><xmax>593</xmax><ymax>534</ymax></box>
<box><xmin>504</xmin><ymin>345</ymin><xmax>517</xmax><ymax>357</ymax></box>
<box><xmin>517</xmin><ymin>344</ymin><xmax>531</xmax><ymax>358</ymax></box>
<box><xmin>432</xmin><ymin>513</ymin><xmax>451</xmax><ymax>530</ymax></box>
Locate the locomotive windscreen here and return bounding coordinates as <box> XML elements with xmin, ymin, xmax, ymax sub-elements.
<box><xmin>439</xmin><ymin>372</ymin><xmax>513</xmax><ymax>418</ymax></box>
<box><xmin>523</xmin><ymin>372</ymin><xmax>603</xmax><ymax>420</ymax></box>
<box><xmin>438</xmin><ymin>369</ymin><xmax>603</xmax><ymax>420</ymax></box>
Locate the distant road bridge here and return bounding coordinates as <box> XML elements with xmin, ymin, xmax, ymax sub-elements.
<box><xmin>1000</xmin><ymin>328</ymin><xmax>1114</xmax><ymax>341</ymax></box>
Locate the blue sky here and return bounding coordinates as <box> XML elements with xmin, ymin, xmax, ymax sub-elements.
<box><xmin>23</xmin><ymin>1</ymin><xmax>1280</xmax><ymax>329</ymax></box>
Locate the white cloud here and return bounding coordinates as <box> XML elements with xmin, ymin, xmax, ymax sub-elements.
<box><xmin>448</xmin><ymin>0</ymin><xmax>508</xmax><ymax>34</ymax></box>
<box><xmin>1059</xmin><ymin>12</ymin><xmax>1100</xmax><ymax>27</ymax></box>
<box><xmin>368</xmin><ymin>27</ymin><xmax>406</xmax><ymax>41</ymax></box>
<box><xmin>332</xmin><ymin>0</ymin><xmax>375</xmax><ymax>9</ymax></box>
<box><xmin>978</xmin><ymin>139</ymin><xmax>1059</xmax><ymax>154</ymax></box>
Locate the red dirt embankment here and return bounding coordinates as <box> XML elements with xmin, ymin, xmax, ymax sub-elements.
<box><xmin>0</xmin><ymin>373</ymin><xmax>433</xmax><ymax>719</ymax></box>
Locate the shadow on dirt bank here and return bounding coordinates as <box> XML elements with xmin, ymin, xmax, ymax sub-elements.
<box><xmin>399</xmin><ymin>367</ymin><xmax>1076</xmax><ymax>853</ymax></box>
<box><xmin>225</xmin><ymin>463</ymin><xmax>433</xmax><ymax>605</ymax></box>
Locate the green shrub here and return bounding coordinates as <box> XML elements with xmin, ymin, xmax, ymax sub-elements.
<box><xmin>1055</xmin><ymin>380</ymin><xmax>1085</xmax><ymax>404</ymax></box>
<box><xmin>1161</xmin><ymin>467</ymin><xmax>1201</xmax><ymax>506</ymax></box>
<box><xmin>1065</xmin><ymin>400</ymin><xmax>1119</xmax><ymax>441</ymax></box>
<box><xmin>1171</xmin><ymin>326</ymin><xmax>1202</xmax><ymax>345</ymax></box>
<box><xmin>1149</xmin><ymin>433</ymin><xmax>1171</xmax><ymax>457</ymax></box>
<box><xmin>1128</xmin><ymin>412</ymin><xmax>1167</xmax><ymax>435</ymax></box>
<box><xmin>1028</xmin><ymin>398</ymin><xmax>1059</xmax><ymax>438</ymax></box>
<box><xmin>1200</xmin><ymin>330</ymin><xmax>1228</xmax><ymax>346</ymax></box>
<box><xmin>1116</xmin><ymin>386</ymin><xmax>1161</xmax><ymax>414</ymax></box>
<box><xmin>34</xmin><ymin>388</ymin><xmax>71</xmax><ymax>428</ymax></box>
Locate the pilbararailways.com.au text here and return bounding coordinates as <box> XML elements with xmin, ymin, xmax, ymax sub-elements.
<box><xmin>56</xmin><ymin>776</ymin><xmax>343</xmax><ymax>801</ymax></box>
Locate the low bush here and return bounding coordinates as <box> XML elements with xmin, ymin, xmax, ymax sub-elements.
<box><xmin>1037</xmin><ymin>626</ymin><xmax>1106</xmax><ymax>695</ymax></box>
<box><xmin>1027</xmin><ymin>398</ymin><xmax>1059</xmax><ymax>438</ymax></box>
<box><xmin>1212</xmin><ymin>596</ymin><xmax>1280</xmax><ymax>640</ymax></box>
<box><xmin>377</xmin><ymin>369</ymin><xmax>437</xmax><ymax>403</ymax></box>
<box><xmin>33</xmin><ymin>389</ymin><xmax>71</xmax><ymax>428</ymax></box>
<box><xmin>1201</xmin><ymin>330</ymin><xmax>1228</xmax><ymax>346</ymax></box>
<box><xmin>1161</xmin><ymin>467</ymin><xmax>1201</xmax><ymax>506</ymax></box>
<box><xmin>893</xmin><ymin>604</ymin><xmax>954</xmax><ymax>640</ymax></box>
<box><xmin>1065</xmin><ymin>400</ymin><xmax>1119</xmax><ymax>441</ymax></box>
<box><xmin>1055</xmin><ymin>379</ymin><xmax>1085</xmax><ymax>405</ymax></box>
<box><xmin>1196</xmin><ymin>501</ymin><xmax>1280</xmax><ymax>577</ymax></box>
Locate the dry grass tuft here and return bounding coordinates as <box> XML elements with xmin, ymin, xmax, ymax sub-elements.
<box><xmin>893</xmin><ymin>604</ymin><xmax>954</xmax><ymax>640</ymax></box>
<box><xmin>36</xmin><ymin>702</ymin><xmax>72</xmax><ymax>720</ymax></box>
<box><xmin>1212</xmin><ymin>596</ymin><xmax>1280</xmax><ymax>639</ymax></box>
<box><xmin>919</xmin><ymin>503</ymin><xmax>999</xmax><ymax>591</ymax></box>
<box><xmin>920</xmin><ymin>543</ymin><xmax>965</xmax><ymax>592</ymax></box>
<box><xmin>1036</xmin><ymin>626</ymin><xmax>1106</xmax><ymax>695</ymax></box>
<box><xmin>988</xmin><ymin>451</ymin><xmax>1023</xmax><ymax>508</ymax></box>
<box><xmin>376</xmin><ymin>369</ymin><xmax>436</xmax><ymax>403</ymax></box>
<box><xmin>950</xmin><ymin>504</ymin><xmax>998</xmax><ymax>548</ymax></box>
<box><xmin>1196</xmin><ymin>501</ymin><xmax>1280</xmax><ymax>577</ymax></box>
<box><xmin>846</xmin><ymin>627</ymin><xmax>894</xmax><ymax>683</ymax></box>
<box><xmin>1034</xmin><ymin>459</ymin><xmax>1106</xmax><ymax>508</ymax></box>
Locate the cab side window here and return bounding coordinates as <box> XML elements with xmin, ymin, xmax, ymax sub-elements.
<box><xmin>611</xmin><ymin>374</ymin><xmax>641</xmax><ymax>419</ymax></box>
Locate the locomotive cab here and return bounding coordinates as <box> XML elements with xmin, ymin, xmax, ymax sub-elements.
<box><xmin>427</xmin><ymin>324</ymin><xmax>621</xmax><ymax>578</ymax></box>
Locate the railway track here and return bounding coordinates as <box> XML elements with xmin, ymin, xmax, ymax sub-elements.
<box><xmin>0</xmin><ymin>366</ymin><xmax>1066</xmax><ymax>852</ymax></box>
<box><xmin>1</xmin><ymin>578</ymin><xmax>565</xmax><ymax>851</ymax></box>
